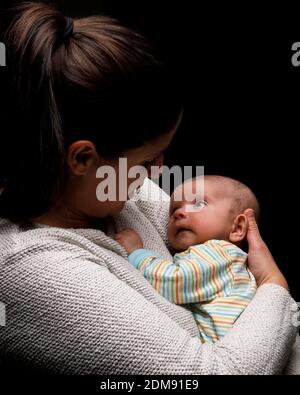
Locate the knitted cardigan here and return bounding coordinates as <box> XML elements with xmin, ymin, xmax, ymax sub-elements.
<box><xmin>0</xmin><ymin>177</ymin><xmax>299</xmax><ymax>374</ymax></box>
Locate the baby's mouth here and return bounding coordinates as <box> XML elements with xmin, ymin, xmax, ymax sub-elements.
<box><xmin>176</xmin><ymin>228</ymin><xmax>191</xmax><ymax>236</ymax></box>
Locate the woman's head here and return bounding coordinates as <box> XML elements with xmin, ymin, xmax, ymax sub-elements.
<box><xmin>0</xmin><ymin>2</ymin><xmax>182</xmax><ymax>225</ymax></box>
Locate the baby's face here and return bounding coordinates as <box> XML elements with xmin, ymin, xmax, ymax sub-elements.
<box><xmin>167</xmin><ymin>178</ymin><xmax>235</xmax><ymax>251</ymax></box>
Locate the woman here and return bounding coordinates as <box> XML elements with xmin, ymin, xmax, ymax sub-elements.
<box><xmin>0</xmin><ymin>2</ymin><xmax>299</xmax><ymax>374</ymax></box>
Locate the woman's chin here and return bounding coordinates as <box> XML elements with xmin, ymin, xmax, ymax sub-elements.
<box><xmin>105</xmin><ymin>201</ymin><xmax>127</xmax><ymax>217</ymax></box>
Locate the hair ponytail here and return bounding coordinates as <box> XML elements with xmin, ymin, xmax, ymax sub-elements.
<box><xmin>0</xmin><ymin>1</ymin><xmax>182</xmax><ymax>222</ymax></box>
<box><xmin>0</xmin><ymin>2</ymin><xmax>69</xmax><ymax>221</ymax></box>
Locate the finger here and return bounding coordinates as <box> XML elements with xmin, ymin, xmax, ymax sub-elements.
<box><xmin>244</xmin><ymin>209</ymin><xmax>258</xmax><ymax>230</ymax></box>
<box><xmin>244</xmin><ymin>209</ymin><xmax>262</xmax><ymax>245</ymax></box>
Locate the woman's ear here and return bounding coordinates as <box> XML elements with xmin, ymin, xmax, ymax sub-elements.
<box><xmin>67</xmin><ymin>140</ymin><xmax>98</xmax><ymax>175</ymax></box>
<box><xmin>229</xmin><ymin>214</ymin><xmax>248</xmax><ymax>243</ymax></box>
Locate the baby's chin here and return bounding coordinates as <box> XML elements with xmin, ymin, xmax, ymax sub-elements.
<box><xmin>170</xmin><ymin>230</ymin><xmax>199</xmax><ymax>252</ymax></box>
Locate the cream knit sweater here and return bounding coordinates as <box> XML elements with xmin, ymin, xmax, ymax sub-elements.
<box><xmin>0</xmin><ymin>177</ymin><xmax>299</xmax><ymax>374</ymax></box>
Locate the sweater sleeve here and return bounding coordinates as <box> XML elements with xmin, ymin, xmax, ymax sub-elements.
<box><xmin>284</xmin><ymin>335</ymin><xmax>300</xmax><ymax>375</ymax></box>
<box><xmin>0</xmin><ymin>250</ymin><xmax>297</xmax><ymax>374</ymax></box>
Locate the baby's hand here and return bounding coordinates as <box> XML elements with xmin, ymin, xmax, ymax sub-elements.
<box><xmin>113</xmin><ymin>228</ymin><xmax>144</xmax><ymax>254</ymax></box>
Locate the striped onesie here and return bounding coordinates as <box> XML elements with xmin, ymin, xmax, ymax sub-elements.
<box><xmin>128</xmin><ymin>239</ymin><xmax>257</xmax><ymax>343</ymax></box>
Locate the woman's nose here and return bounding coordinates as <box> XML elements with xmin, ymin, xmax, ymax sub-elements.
<box><xmin>155</xmin><ymin>153</ymin><xmax>164</xmax><ymax>168</ymax></box>
<box><xmin>147</xmin><ymin>154</ymin><xmax>164</xmax><ymax>178</ymax></box>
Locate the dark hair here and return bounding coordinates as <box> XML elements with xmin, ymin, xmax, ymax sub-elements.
<box><xmin>0</xmin><ymin>2</ymin><xmax>182</xmax><ymax>222</ymax></box>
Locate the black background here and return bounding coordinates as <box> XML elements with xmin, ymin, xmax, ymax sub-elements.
<box><xmin>1</xmin><ymin>0</ymin><xmax>299</xmax><ymax>301</ymax></box>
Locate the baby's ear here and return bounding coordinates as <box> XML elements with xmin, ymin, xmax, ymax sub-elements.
<box><xmin>229</xmin><ymin>214</ymin><xmax>248</xmax><ymax>243</ymax></box>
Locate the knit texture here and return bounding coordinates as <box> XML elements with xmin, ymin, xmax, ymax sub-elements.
<box><xmin>0</xmin><ymin>177</ymin><xmax>299</xmax><ymax>374</ymax></box>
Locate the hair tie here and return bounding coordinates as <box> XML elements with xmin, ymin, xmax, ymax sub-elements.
<box><xmin>62</xmin><ymin>17</ymin><xmax>73</xmax><ymax>40</ymax></box>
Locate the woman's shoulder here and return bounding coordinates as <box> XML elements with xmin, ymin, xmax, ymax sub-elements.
<box><xmin>117</xmin><ymin>177</ymin><xmax>173</xmax><ymax>257</ymax></box>
<box><xmin>0</xmin><ymin>217</ymin><xmax>109</xmax><ymax>269</ymax></box>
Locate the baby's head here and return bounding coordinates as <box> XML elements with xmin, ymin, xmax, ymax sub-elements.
<box><xmin>167</xmin><ymin>175</ymin><xmax>260</xmax><ymax>252</ymax></box>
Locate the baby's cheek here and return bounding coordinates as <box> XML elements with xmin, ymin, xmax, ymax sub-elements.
<box><xmin>193</xmin><ymin>219</ymin><xmax>215</xmax><ymax>240</ymax></box>
<box><xmin>166</xmin><ymin>226</ymin><xmax>176</xmax><ymax>247</ymax></box>
<box><xmin>167</xmin><ymin>224</ymin><xmax>174</xmax><ymax>240</ymax></box>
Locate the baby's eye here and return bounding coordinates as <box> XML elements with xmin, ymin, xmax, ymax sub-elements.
<box><xmin>194</xmin><ymin>200</ymin><xmax>206</xmax><ymax>208</ymax></box>
<box><xmin>184</xmin><ymin>200</ymin><xmax>207</xmax><ymax>212</ymax></box>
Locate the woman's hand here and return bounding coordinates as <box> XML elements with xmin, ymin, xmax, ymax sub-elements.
<box><xmin>113</xmin><ymin>228</ymin><xmax>144</xmax><ymax>254</ymax></box>
<box><xmin>245</xmin><ymin>209</ymin><xmax>289</xmax><ymax>290</ymax></box>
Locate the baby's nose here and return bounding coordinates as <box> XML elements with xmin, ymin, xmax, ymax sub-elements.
<box><xmin>174</xmin><ymin>207</ymin><xmax>187</xmax><ymax>219</ymax></box>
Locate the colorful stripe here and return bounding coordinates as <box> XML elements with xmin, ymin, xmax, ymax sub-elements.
<box><xmin>128</xmin><ymin>239</ymin><xmax>257</xmax><ymax>344</ymax></box>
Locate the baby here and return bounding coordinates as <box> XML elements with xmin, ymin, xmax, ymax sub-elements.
<box><xmin>114</xmin><ymin>175</ymin><xmax>259</xmax><ymax>343</ymax></box>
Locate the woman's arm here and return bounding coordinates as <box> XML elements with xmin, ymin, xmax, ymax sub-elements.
<box><xmin>0</xmin><ymin>251</ymin><xmax>297</xmax><ymax>374</ymax></box>
<box><xmin>284</xmin><ymin>334</ymin><xmax>300</xmax><ymax>375</ymax></box>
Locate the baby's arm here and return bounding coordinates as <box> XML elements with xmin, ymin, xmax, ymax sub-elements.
<box><xmin>114</xmin><ymin>230</ymin><xmax>233</xmax><ymax>305</ymax></box>
<box><xmin>113</xmin><ymin>228</ymin><xmax>144</xmax><ymax>254</ymax></box>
